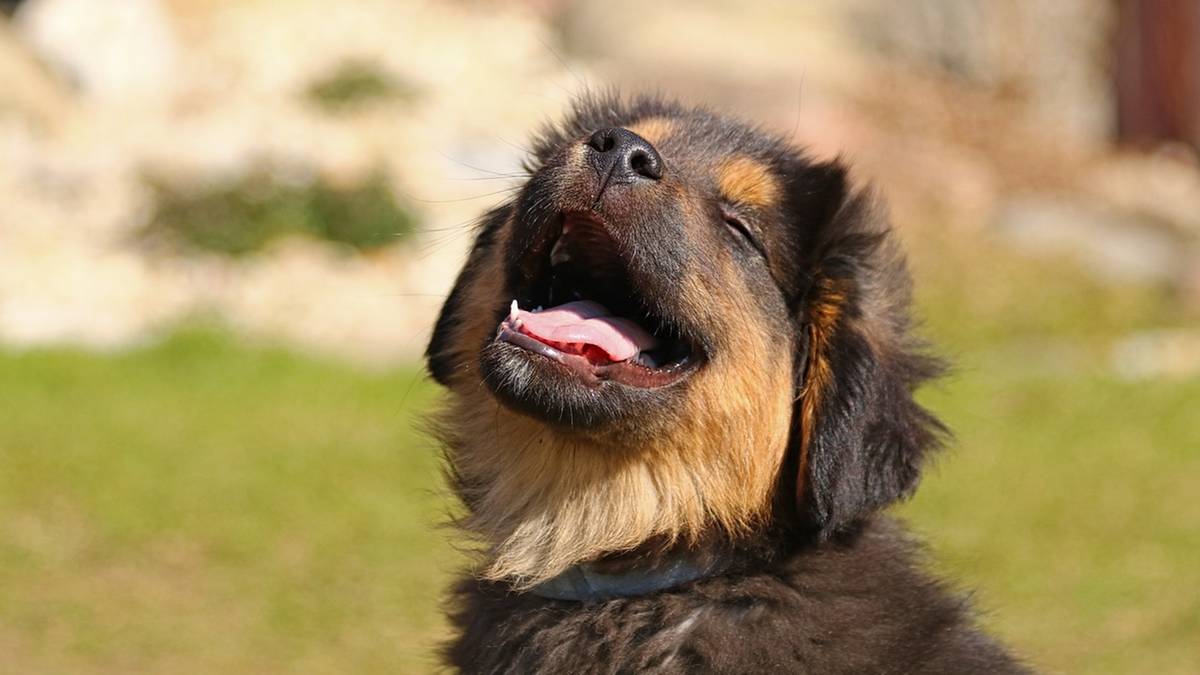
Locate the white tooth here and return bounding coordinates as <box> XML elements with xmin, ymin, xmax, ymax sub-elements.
<box><xmin>509</xmin><ymin>300</ymin><xmax>519</xmax><ymax>320</ymax></box>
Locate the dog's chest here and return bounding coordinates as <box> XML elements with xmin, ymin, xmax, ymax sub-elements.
<box><xmin>445</xmin><ymin>546</ymin><xmax>1030</xmax><ymax>675</ymax></box>
<box><xmin>448</xmin><ymin>589</ymin><xmax>793</xmax><ymax>674</ymax></box>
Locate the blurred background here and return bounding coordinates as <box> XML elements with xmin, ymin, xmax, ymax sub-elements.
<box><xmin>1</xmin><ymin>0</ymin><xmax>1197</xmax><ymax>672</ymax></box>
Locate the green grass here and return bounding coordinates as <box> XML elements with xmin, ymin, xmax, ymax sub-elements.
<box><xmin>906</xmin><ymin>370</ymin><xmax>1200</xmax><ymax>674</ymax></box>
<box><xmin>899</xmin><ymin>230</ymin><xmax>1200</xmax><ymax>674</ymax></box>
<box><xmin>144</xmin><ymin>169</ymin><xmax>417</xmax><ymax>257</ymax></box>
<box><xmin>0</xmin><ymin>239</ymin><xmax>1196</xmax><ymax>673</ymax></box>
<box><xmin>306</xmin><ymin>61</ymin><xmax>418</xmax><ymax>113</ymax></box>
<box><xmin>0</xmin><ymin>332</ymin><xmax>453</xmax><ymax>673</ymax></box>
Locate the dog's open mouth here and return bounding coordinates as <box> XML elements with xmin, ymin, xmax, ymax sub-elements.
<box><xmin>495</xmin><ymin>212</ymin><xmax>699</xmax><ymax>389</ymax></box>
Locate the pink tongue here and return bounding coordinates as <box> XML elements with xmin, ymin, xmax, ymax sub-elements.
<box><xmin>511</xmin><ymin>300</ymin><xmax>659</xmax><ymax>362</ymax></box>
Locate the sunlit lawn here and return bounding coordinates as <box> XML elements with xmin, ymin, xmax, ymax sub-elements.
<box><xmin>0</xmin><ymin>333</ymin><xmax>452</xmax><ymax>673</ymax></box>
<box><xmin>1</xmin><ymin>236</ymin><xmax>1196</xmax><ymax>674</ymax></box>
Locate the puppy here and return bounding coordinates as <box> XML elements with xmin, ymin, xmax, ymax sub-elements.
<box><xmin>427</xmin><ymin>93</ymin><xmax>1029</xmax><ymax>674</ymax></box>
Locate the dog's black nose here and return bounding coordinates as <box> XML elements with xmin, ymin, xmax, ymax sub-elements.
<box><xmin>585</xmin><ymin>127</ymin><xmax>663</xmax><ymax>181</ymax></box>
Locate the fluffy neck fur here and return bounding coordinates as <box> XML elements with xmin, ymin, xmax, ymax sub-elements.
<box><xmin>440</xmin><ymin>362</ymin><xmax>792</xmax><ymax>590</ymax></box>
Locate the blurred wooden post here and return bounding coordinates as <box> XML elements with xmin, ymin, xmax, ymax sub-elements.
<box><xmin>1114</xmin><ymin>0</ymin><xmax>1200</xmax><ymax>152</ymax></box>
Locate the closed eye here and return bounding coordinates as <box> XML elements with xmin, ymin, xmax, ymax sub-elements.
<box><xmin>720</xmin><ymin>204</ymin><xmax>767</xmax><ymax>259</ymax></box>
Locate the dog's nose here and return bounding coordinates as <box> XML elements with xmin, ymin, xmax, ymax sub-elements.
<box><xmin>585</xmin><ymin>127</ymin><xmax>663</xmax><ymax>181</ymax></box>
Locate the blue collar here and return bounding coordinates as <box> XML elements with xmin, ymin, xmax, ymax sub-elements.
<box><xmin>529</xmin><ymin>554</ymin><xmax>725</xmax><ymax>602</ymax></box>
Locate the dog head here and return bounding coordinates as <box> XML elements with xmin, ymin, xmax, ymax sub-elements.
<box><xmin>427</xmin><ymin>94</ymin><xmax>944</xmax><ymax>587</ymax></box>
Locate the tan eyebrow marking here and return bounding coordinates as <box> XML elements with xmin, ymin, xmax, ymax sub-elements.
<box><xmin>626</xmin><ymin>117</ymin><xmax>675</xmax><ymax>146</ymax></box>
<box><xmin>718</xmin><ymin>157</ymin><xmax>781</xmax><ymax>209</ymax></box>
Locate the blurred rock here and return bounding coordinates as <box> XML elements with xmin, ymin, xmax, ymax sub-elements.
<box><xmin>0</xmin><ymin>17</ymin><xmax>71</xmax><ymax>129</ymax></box>
<box><xmin>848</xmin><ymin>0</ymin><xmax>1115</xmax><ymax>151</ymax></box>
<box><xmin>1112</xmin><ymin>329</ymin><xmax>1200</xmax><ymax>380</ymax></box>
<box><xmin>558</xmin><ymin>0</ymin><xmax>865</xmax><ymax>94</ymax></box>
<box><xmin>1083</xmin><ymin>152</ymin><xmax>1200</xmax><ymax>239</ymax></box>
<box><xmin>993</xmin><ymin>152</ymin><xmax>1200</xmax><ymax>307</ymax></box>
<box><xmin>217</xmin><ymin>239</ymin><xmax>453</xmax><ymax>365</ymax></box>
<box><xmin>15</xmin><ymin>0</ymin><xmax>180</xmax><ymax>105</ymax></box>
<box><xmin>995</xmin><ymin>196</ymin><xmax>1189</xmax><ymax>285</ymax></box>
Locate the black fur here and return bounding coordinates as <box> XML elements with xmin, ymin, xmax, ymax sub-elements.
<box><xmin>446</xmin><ymin>520</ymin><xmax>1027</xmax><ymax>674</ymax></box>
<box><xmin>426</xmin><ymin>205</ymin><xmax>510</xmax><ymax>387</ymax></box>
<box><xmin>792</xmin><ymin>190</ymin><xmax>949</xmax><ymax>534</ymax></box>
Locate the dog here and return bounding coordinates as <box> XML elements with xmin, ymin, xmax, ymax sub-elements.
<box><xmin>426</xmin><ymin>93</ymin><xmax>1029</xmax><ymax>674</ymax></box>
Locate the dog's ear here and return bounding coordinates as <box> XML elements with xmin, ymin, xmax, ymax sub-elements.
<box><xmin>426</xmin><ymin>207</ymin><xmax>510</xmax><ymax>387</ymax></box>
<box><xmin>784</xmin><ymin>161</ymin><xmax>946</xmax><ymax>534</ymax></box>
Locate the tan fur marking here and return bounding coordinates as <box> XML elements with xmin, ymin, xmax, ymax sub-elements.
<box><xmin>796</xmin><ymin>277</ymin><xmax>845</xmax><ymax>502</ymax></box>
<box><xmin>440</xmin><ymin>217</ymin><xmax>516</xmax><ymax>387</ymax></box>
<box><xmin>718</xmin><ymin>157</ymin><xmax>781</xmax><ymax>209</ymax></box>
<box><xmin>627</xmin><ymin>117</ymin><xmax>674</xmax><ymax>146</ymax></box>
